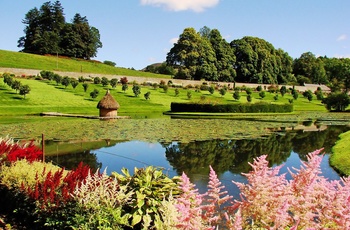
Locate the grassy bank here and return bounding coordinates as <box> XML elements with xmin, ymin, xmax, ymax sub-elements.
<box><xmin>330</xmin><ymin>130</ymin><xmax>350</xmax><ymax>176</ymax></box>
<box><xmin>0</xmin><ymin>49</ymin><xmax>169</xmax><ymax>78</ymax></box>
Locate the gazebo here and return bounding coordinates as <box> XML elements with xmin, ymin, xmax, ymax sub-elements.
<box><xmin>97</xmin><ymin>90</ymin><xmax>120</xmax><ymax>118</ymax></box>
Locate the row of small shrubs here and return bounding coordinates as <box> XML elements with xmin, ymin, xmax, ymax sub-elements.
<box><xmin>170</xmin><ymin>102</ymin><xmax>293</xmax><ymax>113</ymax></box>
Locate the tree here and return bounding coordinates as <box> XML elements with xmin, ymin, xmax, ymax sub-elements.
<box><xmin>90</xmin><ymin>89</ymin><xmax>99</xmax><ymax>99</ymax></box>
<box><xmin>247</xmin><ymin>94</ymin><xmax>252</xmax><ymax>102</ymax></box>
<box><xmin>101</xmin><ymin>77</ymin><xmax>109</xmax><ymax>87</ymax></box>
<box><xmin>175</xmin><ymin>88</ymin><xmax>180</xmax><ymax>97</ymax></box>
<box><xmin>132</xmin><ymin>84</ymin><xmax>141</xmax><ymax>97</ymax></box>
<box><xmin>19</xmin><ymin>85</ymin><xmax>31</xmax><ymax>98</ymax></box>
<box><xmin>187</xmin><ymin>91</ymin><xmax>192</xmax><ymax>99</ymax></box>
<box><xmin>208</xmin><ymin>86</ymin><xmax>215</xmax><ymax>95</ymax></box>
<box><xmin>219</xmin><ymin>88</ymin><xmax>226</xmax><ymax>97</ymax></box>
<box><xmin>166</xmin><ymin>27</ymin><xmax>217</xmax><ymax>81</ymax></box>
<box><xmin>71</xmin><ymin>79</ymin><xmax>79</xmax><ymax>89</ymax></box>
<box><xmin>103</xmin><ymin>60</ymin><xmax>116</xmax><ymax>67</ymax></box>
<box><xmin>53</xmin><ymin>74</ymin><xmax>62</xmax><ymax>85</ymax></box>
<box><xmin>280</xmin><ymin>86</ymin><xmax>287</xmax><ymax>97</ymax></box>
<box><xmin>293</xmin><ymin>52</ymin><xmax>327</xmax><ymax>84</ymax></box>
<box><xmin>322</xmin><ymin>92</ymin><xmax>350</xmax><ymax>111</ymax></box>
<box><xmin>259</xmin><ymin>91</ymin><xmax>266</xmax><ymax>99</ymax></box>
<box><xmin>120</xmin><ymin>77</ymin><xmax>128</xmax><ymax>85</ymax></box>
<box><xmin>231</xmin><ymin>36</ymin><xmax>293</xmax><ymax>84</ymax></box>
<box><xmin>61</xmin><ymin>76</ymin><xmax>71</xmax><ymax>88</ymax></box>
<box><xmin>144</xmin><ymin>92</ymin><xmax>151</xmax><ymax>100</ymax></box>
<box><xmin>93</xmin><ymin>77</ymin><xmax>101</xmax><ymax>84</ymax></box>
<box><xmin>208</xmin><ymin>28</ymin><xmax>236</xmax><ymax>82</ymax></box>
<box><xmin>233</xmin><ymin>90</ymin><xmax>240</xmax><ymax>101</ymax></box>
<box><xmin>303</xmin><ymin>90</ymin><xmax>313</xmax><ymax>102</ymax></box>
<box><xmin>122</xmin><ymin>84</ymin><xmax>128</xmax><ymax>93</ymax></box>
<box><xmin>110</xmin><ymin>78</ymin><xmax>118</xmax><ymax>88</ymax></box>
<box><xmin>82</xmin><ymin>83</ymin><xmax>89</xmax><ymax>92</ymax></box>
<box><xmin>11</xmin><ymin>80</ymin><xmax>22</xmax><ymax>93</ymax></box>
<box><xmin>18</xmin><ymin>1</ymin><xmax>102</xmax><ymax>59</ymax></box>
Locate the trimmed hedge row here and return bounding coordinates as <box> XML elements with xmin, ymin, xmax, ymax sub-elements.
<box><xmin>170</xmin><ymin>102</ymin><xmax>293</xmax><ymax>113</ymax></box>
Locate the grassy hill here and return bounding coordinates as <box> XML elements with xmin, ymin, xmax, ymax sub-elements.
<box><xmin>0</xmin><ymin>49</ymin><xmax>170</xmax><ymax>78</ymax></box>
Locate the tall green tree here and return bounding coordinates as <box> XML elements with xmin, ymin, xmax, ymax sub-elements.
<box><xmin>208</xmin><ymin>29</ymin><xmax>236</xmax><ymax>82</ymax></box>
<box><xmin>230</xmin><ymin>36</ymin><xmax>292</xmax><ymax>84</ymax></box>
<box><xmin>18</xmin><ymin>1</ymin><xmax>65</xmax><ymax>55</ymax></box>
<box><xmin>18</xmin><ymin>1</ymin><xmax>101</xmax><ymax>59</ymax></box>
<box><xmin>293</xmin><ymin>52</ymin><xmax>327</xmax><ymax>84</ymax></box>
<box><xmin>166</xmin><ymin>27</ymin><xmax>217</xmax><ymax>81</ymax></box>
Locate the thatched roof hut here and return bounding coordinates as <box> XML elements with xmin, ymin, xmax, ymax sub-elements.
<box><xmin>97</xmin><ymin>90</ymin><xmax>120</xmax><ymax>118</ymax></box>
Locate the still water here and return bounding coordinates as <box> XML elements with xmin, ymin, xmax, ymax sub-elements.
<box><xmin>46</xmin><ymin>125</ymin><xmax>348</xmax><ymax>199</ymax></box>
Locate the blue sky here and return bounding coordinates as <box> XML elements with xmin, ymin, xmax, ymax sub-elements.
<box><xmin>0</xmin><ymin>0</ymin><xmax>349</xmax><ymax>70</ymax></box>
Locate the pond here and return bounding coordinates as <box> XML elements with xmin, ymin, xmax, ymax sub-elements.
<box><xmin>45</xmin><ymin>125</ymin><xmax>349</xmax><ymax>199</ymax></box>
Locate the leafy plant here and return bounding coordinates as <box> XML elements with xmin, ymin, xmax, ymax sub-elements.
<box><xmin>112</xmin><ymin>166</ymin><xmax>180</xmax><ymax>229</ymax></box>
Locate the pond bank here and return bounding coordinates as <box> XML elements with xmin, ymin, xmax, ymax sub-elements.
<box><xmin>330</xmin><ymin>130</ymin><xmax>350</xmax><ymax>176</ymax></box>
<box><xmin>40</xmin><ymin>112</ymin><xmax>130</xmax><ymax>119</ymax></box>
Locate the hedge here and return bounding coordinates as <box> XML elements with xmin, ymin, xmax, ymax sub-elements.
<box><xmin>170</xmin><ymin>102</ymin><xmax>293</xmax><ymax>113</ymax></box>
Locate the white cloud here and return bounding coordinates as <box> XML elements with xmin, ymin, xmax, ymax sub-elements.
<box><xmin>169</xmin><ymin>37</ymin><xmax>178</xmax><ymax>44</ymax></box>
<box><xmin>140</xmin><ymin>0</ymin><xmax>219</xmax><ymax>12</ymax></box>
<box><xmin>337</xmin><ymin>34</ymin><xmax>347</xmax><ymax>41</ymax></box>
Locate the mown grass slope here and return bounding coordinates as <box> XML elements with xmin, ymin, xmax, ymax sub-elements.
<box><xmin>0</xmin><ymin>49</ymin><xmax>170</xmax><ymax>78</ymax></box>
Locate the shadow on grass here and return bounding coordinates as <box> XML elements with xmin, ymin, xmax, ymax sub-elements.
<box><xmin>11</xmin><ymin>95</ymin><xmax>24</xmax><ymax>100</ymax></box>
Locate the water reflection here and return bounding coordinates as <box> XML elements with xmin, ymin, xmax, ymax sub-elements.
<box><xmin>45</xmin><ymin>125</ymin><xmax>349</xmax><ymax>197</ymax></box>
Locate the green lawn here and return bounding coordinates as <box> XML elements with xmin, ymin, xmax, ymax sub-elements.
<box><xmin>0</xmin><ymin>49</ymin><xmax>170</xmax><ymax>78</ymax></box>
<box><xmin>330</xmin><ymin>130</ymin><xmax>350</xmax><ymax>176</ymax></box>
<box><xmin>0</xmin><ymin>76</ymin><xmax>328</xmax><ymax>117</ymax></box>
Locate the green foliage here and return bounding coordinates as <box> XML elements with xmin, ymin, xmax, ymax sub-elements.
<box><xmin>170</xmin><ymin>102</ymin><xmax>293</xmax><ymax>113</ymax></box>
<box><xmin>233</xmin><ymin>90</ymin><xmax>240</xmax><ymax>101</ymax></box>
<box><xmin>144</xmin><ymin>91</ymin><xmax>151</xmax><ymax>100</ymax></box>
<box><xmin>231</xmin><ymin>36</ymin><xmax>294</xmax><ymax>84</ymax></box>
<box><xmin>61</xmin><ymin>76</ymin><xmax>71</xmax><ymax>88</ymax></box>
<box><xmin>246</xmin><ymin>94</ymin><xmax>252</xmax><ymax>102</ymax></box>
<box><xmin>0</xmin><ymin>159</ymin><xmax>64</xmax><ymax>189</ymax></box>
<box><xmin>101</xmin><ymin>77</ymin><xmax>109</xmax><ymax>87</ymax></box>
<box><xmin>208</xmin><ymin>86</ymin><xmax>215</xmax><ymax>94</ymax></box>
<box><xmin>303</xmin><ymin>90</ymin><xmax>313</xmax><ymax>102</ymax></box>
<box><xmin>122</xmin><ymin>83</ymin><xmax>128</xmax><ymax>92</ymax></box>
<box><xmin>187</xmin><ymin>91</ymin><xmax>192</xmax><ymax>99</ymax></box>
<box><xmin>103</xmin><ymin>60</ymin><xmax>116</xmax><ymax>67</ymax></box>
<box><xmin>174</xmin><ymin>88</ymin><xmax>180</xmax><ymax>97</ymax></box>
<box><xmin>93</xmin><ymin>77</ymin><xmax>101</xmax><ymax>84</ymax></box>
<box><xmin>219</xmin><ymin>88</ymin><xmax>227</xmax><ymax>97</ymax></box>
<box><xmin>132</xmin><ymin>84</ymin><xmax>141</xmax><ymax>97</ymax></box>
<box><xmin>322</xmin><ymin>92</ymin><xmax>350</xmax><ymax>111</ymax></box>
<box><xmin>90</xmin><ymin>88</ymin><xmax>99</xmax><ymax>99</ymax></box>
<box><xmin>18</xmin><ymin>2</ymin><xmax>102</xmax><ymax>59</ymax></box>
<box><xmin>163</xmin><ymin>85</ymin><xmax>169</xmax><ymax>93</ymax></box>
<box><xmin>259</xmin><ymin>91</ymin><xmax>266</xmax><ymax>99</ymax></box>
<box><xmin>256</xmin><ymin>85</ymin><xmax>262</xmax><ymax>91</ymax></box>
<box><xmin>19</xmin><ymin>85</ymin><xmax>31</xmax><ymax>98</ymax></box>
<box><xmin>112</xmin><ymin>166</ymin><xmax>180</xmax><ymax>229</ymax></box>
<box><xmin>280</xmin><ymin>85</ymin><xmax>287</xmax><ymax>96</ymax></box>
<box><xmin>70</xmin><ymin>78</ymin><xmax>79</xmax><ymax>89</ymax></box>
<box><xmin>82</xmin><ymin>83</ymin><xmax>89</xmax><ymax>92</ymax></box>
<box><xmin>273</xmin><ymin>94</ymin><xmax>279</xmax><ymax>101</ymax></box>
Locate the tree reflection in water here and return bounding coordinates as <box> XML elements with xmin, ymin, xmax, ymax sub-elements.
<box><xmin>164</xmin><ymin>125</ymin><xmax>349</xmax><ymax>176</ymax></box>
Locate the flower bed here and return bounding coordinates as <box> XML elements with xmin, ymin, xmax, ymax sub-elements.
<box><xmin>1</xmin><ymin>136</ymin><xmax>349</xmax><ymax>229</ymax></box>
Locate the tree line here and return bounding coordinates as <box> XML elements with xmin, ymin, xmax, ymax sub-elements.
<box><xmin>18</xmin><ymin>1</ymin><xmax>102</xmax><ymax>60</ymax></box>
<box><xmin>152</xmin><ymin>26</ymin><xmax>350</xmax><ymax>93</ymax></box>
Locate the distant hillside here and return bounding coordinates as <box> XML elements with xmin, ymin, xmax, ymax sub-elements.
<box><xmin>0</xmin><ymin>49</ymin><xmax>170</xmax><ymax>78</ymax></box>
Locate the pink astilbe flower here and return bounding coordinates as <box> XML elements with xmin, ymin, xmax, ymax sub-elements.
<box><xmin>176</xmin><ymin>172</ymin><xmax>204</xmax><ymax>230</ymax></box>
<box><xmin>202</xmin><ymin>165</ymin><xmax>232</xmax><ymax>229</ymax></box>
<box><xmin>231</xmin><ymin>154</ymin><xmax>292</xmax><ymax>229</ymax></box>
<box><xmin>224</xmin><ymin>149</ymin><xmax>350</xmax><ymax>229</ymax></box>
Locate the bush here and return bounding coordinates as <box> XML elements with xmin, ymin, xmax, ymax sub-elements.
<box><xmin>170</xmin><ymin>102</ymin><xmax>293</xmax><ymax>113</ymax></box>
<box><xmin>322</xmin><ymin>92</ymin><xmax>350</xmax><ymax>111</ymax></box>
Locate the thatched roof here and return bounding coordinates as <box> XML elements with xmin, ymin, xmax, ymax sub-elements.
<box><xmin>97</xmin><ymin>90</ymin><xmax>120</xmax><ymax>110</ymax></box>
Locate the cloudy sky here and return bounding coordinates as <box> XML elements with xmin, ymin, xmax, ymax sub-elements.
<box><xmin>0</xmin><ymin>0</ymin><xmax>349</xmax><ymax>70</ymax></box>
